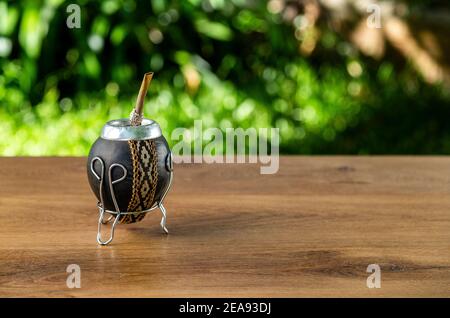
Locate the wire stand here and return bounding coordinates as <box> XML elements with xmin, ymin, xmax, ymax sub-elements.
<box><xmin>90</xmin><ymin>154</ymin><xmax>173</xmax><ymax>245</ymax></box>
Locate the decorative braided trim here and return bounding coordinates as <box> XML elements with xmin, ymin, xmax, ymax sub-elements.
<box><xmin>119</xmin><ymin>139</ymin><xmax>158</xmax><ymax>224</ymax></box>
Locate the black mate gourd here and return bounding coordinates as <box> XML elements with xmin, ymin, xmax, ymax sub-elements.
<box><xmin>86</xmin><ymin>72</ymin><xmax>173</xmax><ymax>245</ymax></box>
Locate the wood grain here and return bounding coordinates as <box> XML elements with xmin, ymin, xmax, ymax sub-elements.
<box><xmin>0</xmin><ymin>156</ymin><xmax>449</xmax><ymax>297</ymax></box>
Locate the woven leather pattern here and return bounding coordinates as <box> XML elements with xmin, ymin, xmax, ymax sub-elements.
<box><xmin>119</xmin><ymin>139</ymin><xmax>159</xmax><ymax>224</ymax></box>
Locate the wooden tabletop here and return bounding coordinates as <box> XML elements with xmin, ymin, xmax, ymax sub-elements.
<box><xmin>0</xmin><ymin>156</ymin><xmax>449</xmax><ymax>297</ymax></box>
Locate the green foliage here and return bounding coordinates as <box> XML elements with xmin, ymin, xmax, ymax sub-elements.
<box><xmin>0</xmin><ymin>0</ymin><xmax>449</xmax><ymax>155</ymax></box>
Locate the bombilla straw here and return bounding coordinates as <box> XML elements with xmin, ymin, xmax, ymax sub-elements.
<box><xmin>130</xmin><ymin>72</ymin><xmax>154</xmax><ymax>126</ymax></box>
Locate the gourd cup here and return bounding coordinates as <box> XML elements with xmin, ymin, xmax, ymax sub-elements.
<box><xmin>86</xmin><ymin>73</ymin><xmax>173</xmax><ymax>245</ymax></box>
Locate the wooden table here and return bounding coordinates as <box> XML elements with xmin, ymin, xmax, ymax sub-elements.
<box><xmin>0</xmin><ymin>157</ymin><xmax>449</xmax><ymax>297</ymax></box>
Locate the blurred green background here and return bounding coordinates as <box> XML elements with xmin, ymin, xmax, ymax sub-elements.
<box><xmin>0</xmin><ymin>0</ymin><xmax>449</xmax><ymax>155</ymax></box>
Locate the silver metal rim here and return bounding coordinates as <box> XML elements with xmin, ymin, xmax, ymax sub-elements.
<box><xmin>101</xmin><ymin>118</ymin><xmax>162</xmax><ymax>141</ymax></box>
